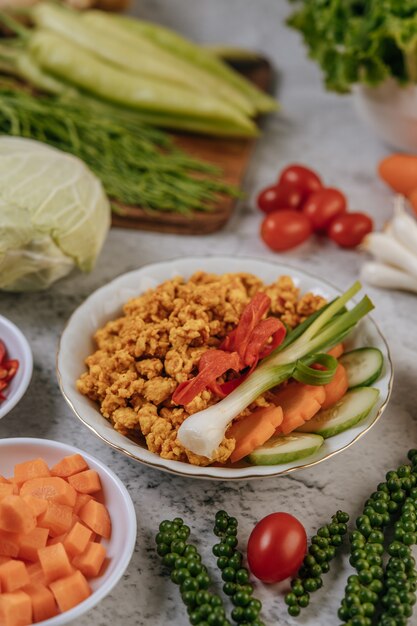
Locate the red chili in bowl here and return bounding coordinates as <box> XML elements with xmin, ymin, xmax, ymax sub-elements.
<box><xmin>0</xmin><ymin>339</ymin><xmax>19</xmax><ymax>402</ymax></box>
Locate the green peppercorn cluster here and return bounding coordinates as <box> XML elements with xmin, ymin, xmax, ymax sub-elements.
<box><xmin>155</xmin><ymin>517</ymin><xmax>231</xmax><ymax>626</ymax></box>
<box><xmin>338</xmin><ymin>452</ymin><xmax>417</xmax><ymax>626</ymax></box>
<box><xmin>285</xmin><ymin>510</ymin><xmax>349</xmax><ymax>617</ymax></box>
<box><xmin>213</xmin><ymin>510</ymin><xmax>264</xmax><ymax>626</ymax></box>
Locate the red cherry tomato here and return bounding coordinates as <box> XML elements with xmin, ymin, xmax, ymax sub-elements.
<box><xmin>278</xmin><ymin>164</ymin><xmax>322</xmax><ymax>198</ymax></box>
<box><xmin>247</xmin><ymin>513</ymin><xmax>307</xmax><ymax>583</ymax></box>
<box><xmin>327</xmin><ymin>212</ymin><xmax>373</xmax><ymax>248</ymax></box>
<box><xmin>256</xmin><ymin>183</ymin><xmax>304</xmax><ymax>214</ymax></box>
<box><xmin>261</xmin><ymin>210</ymin><xmax>312</xmax><ymax>252</ymax></box>
<box><xmin>302</xmin><ymin>187</ymin><xmax>347</xmax><ymax>232</ymax></box>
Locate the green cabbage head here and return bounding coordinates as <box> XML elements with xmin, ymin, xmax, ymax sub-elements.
<box><xmin>0</xmin><ymin>137</ymin><xmax>110</xmax><ymax>291</ymax></box>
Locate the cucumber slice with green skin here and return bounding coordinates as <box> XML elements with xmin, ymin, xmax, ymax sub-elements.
<box><xmin>297</xmin><ymin>387</ymin><xmax>380</xmax><ymax>439</ymax></box>
<box><xmin>247</xmin><ymin>433</ymin><xmax>324</xmax><ymax>466</ymax></box>
<box><xmin>339</xmin><ymin>347</ymin><xmax>383</xmax><ymax>388</ymax></box>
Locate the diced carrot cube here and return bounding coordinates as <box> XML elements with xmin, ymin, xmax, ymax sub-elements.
<box><xmin>67</xmin><ymin>470</ymin><xmax>101</xmax><ymax>494</ymax></box>
<box><xmin>37</xmin><ymin>502</ymin><xmax>73</xmax><ymax>537</ymax></box>
<box><xmin>22</xmin><ymin>583</ymin><xmax>58</xmax><ymax>623</ymax></box>
<box><xmin>0</xmin><ymin>476</ymin><xmax>10</xmax><ymax>484</ymax></box>
<box><xmin>17</xmin><ymin>527</ymin><xmax>49</xmax><ymax>562</ymax></box>
<box><xmin>0</xmin><ymin>496</ymin><xmax>36</xmax><ymax>534</ymax></box>
<box><xmin>0</xmin><ymin>591</ymin><xmax>32</xmax><ymax>626</ymax></box>
<box><xmin>27</xmin><ymin>562</ymin><xmax>47</xmax><ymax>587</ymax></box>
<box><xmin>73</xmin><ymin>541</ymin><xmax>106</xmax><ymax>578</ymax></box>
<box><xmin>73</xmin><ymin>493</ymin><xmax>92</xmax><ymax>515</ymax></box>
<box><xmin>21</xmin><ymin>496</ymin><xmax>48</xmax><ymax>518</ymax></box>
<box><xmin>64</xmin><ymin>522</ymin><xmax>92</xmax><ymax>558</ymax></box>
<box><xmin>47</xmin><ymin>533</ymin><xmax>68</xmax><ymax>547</ymax></box>
<box><xmin>49</xmin><ymin>570</ymin><xmax>91</xmax><ymax>613</ymax></box>
<box><xmin>20</xmin><ymin>477</ymin><xmax>76</xmax><ymax>508</ymax></box>
<box><xmin>0</xmin><ymin>531</ymin><xmax>19</xmax><ymax>558</ymax></box>
<box><xmin>0</xmin><ymin>560</ymin><xmax>30</xmax><ymax>592</ymax></box>
<box><xmin>37</xmin><ymin>543</ymin><xmax>73</xmax><ymax>584</ymax></box>
<box><xmin>79</xmin><ymin>500</ymin><xmax>111</xmax><ymax>539</ymax></box>
<box><xmin>14</xmin><ymin>459</ymin><xmax>50</xmax><ymax>485</ymax></box>
<box><xmin>50</xmin><ymin>454</ymin><xmax>89</xmax><ymax>478</ymax></box>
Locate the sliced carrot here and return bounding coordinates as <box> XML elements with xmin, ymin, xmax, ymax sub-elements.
<box><xmin>37</xmin><ymin>502</ymin><xmax>73</xmax><ymax>537</ymax></box>
<box><xmin>321</xmin><ymin>363</ymin><xmax>349</xmax><ymax>410</ymax></box>
<box><xmin>13</xmin><ymin>459</ymin><xmax>50</xmax><ymax>485</ymax></box>
<box><xmin>37</xmin><ymin>543</ymin><xmax>73</xmax><ymax>584</ymax></box>
<box><xmin>0</xmin><ymin>591</ymin><xmax>32</xmax><ymax>626</ymax></box>
<box><xmin>327</xmin><ymin>343</ymin><xmax>344</xmax><ymax>359</ymax></box>
<box><xmin>20</xmin><ymin>477</ymin><xmax>76</xmax><ymax>508</ymax></box>
<box><xmin>228</xmin><ymin>406</ymin><xmax>284</xmax><ymax>464</ymax></box>
<box><xmin>0</xmin><ymin>531</ymin><xmax>19</xmax><ymax>558</ymax></box>
<box><xmin>0</xmin><ymin>560</ymin><xmax>30</xmax><ymax>592</ymax></box>
<box><xmin>73</xmin><ymin>493</ymin><xmax>92</xmax><ymax>515</ymax></box>
<box><xmin>67</xmin><ymin>470</ymin><xmax>102</xmax><ymax>494</ymax></box>
<box><xmin>22</xmin><ymin>583</ymin><xmax>58</xmax><ymax>623</ymax></box>
<box><xmin>79</xmin><ymin>499</ymin><xmax>111</xmax><ymax>539</ymax></box>
<box><xmin>0</xmin><ymin>484</ymin><xmax>17</xmax><ymax>501</ymax></box>
<box><xmin>49</xmin><ymin>569</ymin><xmax>91</xmax><ymax>612</ymax></box>
<box><xmin>272</xmin><ymin>383</ymin><xmax>326</xmax><ymax>435</ymax></box>
<box><xmin>47</xmin><ymin>533</ymin><xmax>68</xmax><ymax>547</ymax></box>
<box><xmin>64</xmin><ymin>522</ymin><xmax>93</xmax><ymax>558</ymax></box>
<box><xmin>21</xmin><ymin>495</ymin><xmax>48</xmax><ymax>518</ymax></box>
<box><xmin>0</xmin><ymin>496</ymin><xmax>36</xmax><ymax>535</ymax></box>
<box><xmin>26</xmin><ymin>563</ymin><xmax>47</xmax><ymax>587</ymax></box>
<box><xmin>17</xmin><ymin>527</ymin><xmax>49</xmax><ymax>562</ymax></box>
<box><xmin>50</xmin><ymin>454</ymin><xmax>89</xmax><ymax>478</ymax></box>
<box><xmin>72</xmin><ymin>541</ymin><xmax>106</xmax><ymax>578</ymax></box>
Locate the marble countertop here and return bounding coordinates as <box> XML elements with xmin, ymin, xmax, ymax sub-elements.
<box><xmin>1</xmin><ymin>1</ymin><xmax>416</xmax><ymax>624</ymax></box>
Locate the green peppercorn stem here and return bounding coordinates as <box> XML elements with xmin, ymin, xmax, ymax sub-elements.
<box><xmin>156</xmin><ymin>517</ymin><xmax>232</xmax><ymax>626</ymax></box>
<box><xmin>285</xmin><ymin>510</ymin><xmax>349</xmax><ymax>616</ymax></box>
<box><xmin>213</xmin><ymin>510</ymin><xmax>264</xmax><ymax>626</ymax></box>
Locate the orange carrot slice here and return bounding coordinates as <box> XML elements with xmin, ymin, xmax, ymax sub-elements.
<box><xmin>0</xmin><ymin>590</ymin><xmax>32</xmax><ymax>626</ymax></box>
<box><xmin>17</xmin><ymin>527</ymin><xmax>49</xmax><ymax>562</ymax></box>
<box><xmin>321</xmin><ymin>363</ymin><xmax>349</xmax><ymax>410</ymax></box>
<box><xmin>0</xmin><ymin>485</ymin><xmax>17</xmax><ymax>501</ymax></box>
<box><xmin>49</xmin><ymin>570</ymin><xmax>91</xmax><ymax>612</ymax></box>
<box><xmin>72</xmin><ymin>541</ymin><xmax>106</xmax><ymax>578</ymax></box>
<box><xmin>50</xmin><ymin>454</ymin><xmax>89</xmax><ymax>478</ymax></box>
<box><xmin>272</xmin><ymin>383</ymin><xmax>325</xmax><ymax>435</ymax></box>
<box><xmin>327</xmin><ymin>343</ymin><xmax>344</xmax><ymax>359</ymax></box>
<box><xmin>0</xmin><ymin>496</ymin><xmax>36</xmax><ymax>535</ymax></box>
<box><xmin>0</xmin><ymin>560</ymin><xmax>30</xmax><ymax>592</ymax></box>
<box><xmin>37</xmin><ymin>543</ymin><xmax>73</xmax><ymax>584</ymax></box>
<box><xmin>13</xmin><ymin>459</ymin><xmax>50</xmax><ymax>485</ymax></box>
<box><xmin>79</xmin><ymin>500</ymin><xmax>111</xmax><ymax>539</ymax></box>
<box><xmin>21</xmin><ymin>496</ymin><xmax>48</xmax><ymax>518</ymax></box>
<box><xmin>37</xmin><ymin>502</ymin><xmax>73</xmax><ymax>537</ymax></box>
<box><xmin>26</xmin><ymin>563</ymin><xmax>47</xmax><ymax>587</ymax></box>
<box><xmin>64</xmin><ymin>522</ymin><xmax>93</xmax><ymax>558</ymax></box>
<box><xmin>0</xmin><ymin>531</ymin><xmax>19</xmax><ymax>558</ymax></box>
<box><xmin>228</xmin><ymin>406</ymin><xmax>284</xmax><ymax>464</ymax></box>
<box><xmin>67</xmin><ymin>470</ymin><xmax>102</xmax><ymax>494</ymax></box>
<box><xmin>73</xmin><ymin>493</ymin><xmax>92</xmax><ymax>515</ymax></box>
<box><xmin>22</xmin><ymin>583</ymin><xmax>58</xmax><ymax>623</ymax></box>
<box><xmin>20</xmin><ymin>477</ymin><xmax>76</xmax><ymax>508</ymax></box>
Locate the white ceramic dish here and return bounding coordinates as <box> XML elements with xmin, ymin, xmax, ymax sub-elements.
<box><xmin>353</xmin><ymin>79</ymin><xmax>417</xmax><ymax>151</ymax></box>
<box><xmin>0</xmin><ymin>315</ymin><xmax>33</xmax><ymax>420</ymax></box>
<box><xmin>57</xmin><ymin>257</ymin><xmax>393</xmax><ymax>481</ymax></box>
<box><xmin>0</xmin><ymin>437</ymin><xmax>137</xmax><ymax>626</ymax></box>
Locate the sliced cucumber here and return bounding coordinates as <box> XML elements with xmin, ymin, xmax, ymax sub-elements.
<box><xmin>340</xmin><ymin>347</ymin><xmax>383</xmax><ymax>388</ymax></box>
<box><xmin>297</xmin><ymin>387</ymin><xmax>380</xmax><ymax>438</ymax></box>
<box><xmin>247</xmin><ymin>433</ymin><xmax>324</xmax><ymax>466</ymax></box>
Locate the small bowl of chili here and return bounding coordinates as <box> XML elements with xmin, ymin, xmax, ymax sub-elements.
<box><xmin>0</xmin><ymin>314</ymin><xmax>33</xmax><ymax>420</ymax></box>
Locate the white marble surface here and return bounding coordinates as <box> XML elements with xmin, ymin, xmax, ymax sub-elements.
<box><xmin>1</xmin><ymin>1</ymin><xmax>416</xmax><ymax>625</ymax></box>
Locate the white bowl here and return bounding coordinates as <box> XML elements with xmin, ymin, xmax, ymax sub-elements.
<box><xmin>57</xmin><ymin>257</ymin><xmax>393</xmax><ymax>481</ymax></box>
<box><xmin>0</xmin><ymin>437</ymin><xmax>137</xmax><ymax>625</ymax></box>
<box><xmin>353</xmin><ymin>79</ymin><xmax>417</xmax><ymax>151</ymax></box>
<box><xmin>0</xmin><ymin>315</ymin><xmax>33</xmax><ymax>420</ymax></box>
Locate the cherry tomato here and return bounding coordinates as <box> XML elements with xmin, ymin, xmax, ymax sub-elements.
<box><xmin>278</xmin><ymin>164</ymin><xmax>322</xmax><ymax>198</ymax></box>
<box><xmin>327</xmin><ymin>212</ymin><xmax>373</xmax><ymax>248</ymax></box>
<box><xmin>257</xmin><ymin>183</ymin><xmax>305</xmax><ymax>214</ymax></box>
<box><xmin>261</xmin><ymin>210</ymin><xmax>312</xmax><ymax>252</ymax></box>
<box><xmin>302</xmin><ymin>187</ymin><xmax>347</xmax><ymax>232</ymax></box>
<box><xmin>247</xmin><ymin>513</ymin><xmax>307</xmax><ymax>583</ymax></box>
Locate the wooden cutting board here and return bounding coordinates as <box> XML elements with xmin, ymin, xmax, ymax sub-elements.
<box><xmin>111</xmin><ymin>57</ymin><xmax>274</xmax><ymax>235</ymax></box>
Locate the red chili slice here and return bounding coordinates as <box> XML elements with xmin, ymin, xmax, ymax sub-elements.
<box><xmin>4</xmin><ymin>359</ymin><xmax>19</xmax><ymax>382</ymax></box>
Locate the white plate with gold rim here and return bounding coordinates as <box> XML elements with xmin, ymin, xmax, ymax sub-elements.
<box><xmin>57</xmin><ymin>257</ymin><xmax>393</xmax><ymax>480</ymax></box>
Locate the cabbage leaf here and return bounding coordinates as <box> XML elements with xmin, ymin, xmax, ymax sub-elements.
<box><xmin>0</xmin><ymin>137</ymin><xmax>110</xmax><ymax>291</ymax></box>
